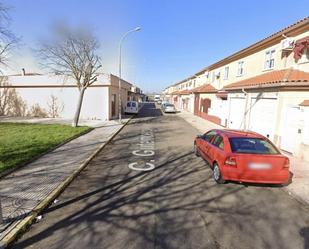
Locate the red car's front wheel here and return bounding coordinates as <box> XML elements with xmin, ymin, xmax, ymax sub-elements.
<box><xmin>194</xmin><ymin>143</ymin><xmax>199</xmax><ymax>157</ymax></box>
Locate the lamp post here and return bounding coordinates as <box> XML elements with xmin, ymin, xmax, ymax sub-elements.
<box><xmin>118</xmin><ymin>27</ymin><xmax>141</xmax><ymax>123</ymax></box>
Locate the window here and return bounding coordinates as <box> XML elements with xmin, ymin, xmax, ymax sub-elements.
<box><xmin>237</xmin><ymin>61</ymin><xmax>244</xmax><ymax>76</ymax></box>
<box><xmin>212</xmin><ymin>135</ymin><xmax>224</xmax><ymax>149</ymax></box>
<box><xmin>127</xmin><ymin>102</ymin><xmax>131</xmax><ymax>107</ymax></box>
<box><xmin>264</xmin><ymin>50</ymin><xmax>275</xmax><ymax>69</ymax></box>
<box><xmin>203</xmin><ymin>131</ymin><xmax>217</xmax><ymax>142</ymax></box>
<box><xmin>131</xmin><ymin>102</ymin><xmax>136</xmax><ymax>107</ymax></box>
<box><xmin>224</xmin><ymin>66</ymin><xmax>229</xmax><ymax>80</ymax></box>
<box><xmin>211</xmin><ymin>71</ymin><xmax>216</xmax><ymax>82</ymax></box>
<box><xmin>229</xmin><ymin>137</ymin><xmax>279</xmax><ymax>154</ymax></box>
<box><xmin>299</xmin><ymin>48</ymin><xmax>309</xmax><ymax>63</ymax></box>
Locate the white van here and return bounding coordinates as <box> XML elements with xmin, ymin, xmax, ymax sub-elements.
<box><xmin>154</xmin><ymin>95</ymin><xmax>161</xmax><ymax>102</ymax></box>
<box><xmin>125</xmin><ymin>101</ymin><xmax>139</xmax><ymax>114</ymax></box>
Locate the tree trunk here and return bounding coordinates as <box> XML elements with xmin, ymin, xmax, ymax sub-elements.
<box><xmin>72</xmin><ymin>88</ymin><xmax>86</xmax><ymax>127</ymax></box>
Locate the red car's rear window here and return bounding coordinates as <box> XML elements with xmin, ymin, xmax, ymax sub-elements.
<box><xmin>229</xmin><ymin>137</ymin><xmax>279</xmax><ymax>154</ymax></box>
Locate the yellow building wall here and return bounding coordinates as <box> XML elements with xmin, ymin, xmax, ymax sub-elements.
<box><xmin>199</xmin><ymin>30</ymin><xmax>309</xmax><ymax>90</ymax></box>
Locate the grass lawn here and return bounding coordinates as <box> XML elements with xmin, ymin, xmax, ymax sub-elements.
<box><xmin>0</xmin><ymin>123</ymin><xmax>91</xmax><ymax>174</ymax></box>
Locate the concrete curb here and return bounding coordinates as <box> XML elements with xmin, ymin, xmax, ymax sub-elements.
<box><xmin>281</xmin><ymin>187</ymin><xmax>309</xmax><ymax>210</ymax></box>
<box><xmin>0</xmin><ymin>118</ymin><xmax>132</xmax><ymax>249</ymax></box>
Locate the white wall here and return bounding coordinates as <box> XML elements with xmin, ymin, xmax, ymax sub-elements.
<box><xmin>15</xmin><ymin>87</ymin><xmax>109</xmax><ymax>120</ymax></box>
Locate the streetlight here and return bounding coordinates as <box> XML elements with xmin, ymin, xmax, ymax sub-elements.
<box><xmin>118</xmin><ymin>27</ymin><xmax>141</xmax><ymax>123</ymax></box>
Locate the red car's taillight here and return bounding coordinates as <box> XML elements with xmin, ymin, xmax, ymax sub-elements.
<box><xmin>283</xmin><ymin>158</ymin><xmax>290</xmax><ymax>169</ymax></box>
<box><xmin>225</xmin><ymin>156</ymin><xmax>237</xmax><ymax>167</ymax></box>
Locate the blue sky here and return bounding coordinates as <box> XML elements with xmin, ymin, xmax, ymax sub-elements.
<box><xmin>5</xmin><ymin>0</ymin><xmax>309</xmax><ymax>92</ymax></box>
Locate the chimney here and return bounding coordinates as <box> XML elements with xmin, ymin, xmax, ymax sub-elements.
<box><xmin>22</xmin><ymin>68</ymin><xmax>26</xmax><ymax>76</ymax></box>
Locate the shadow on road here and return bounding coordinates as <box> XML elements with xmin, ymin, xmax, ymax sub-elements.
<box><xmin>13</xmin><ymin>102</ymin><xmax>309</xmax><ymax>249</ymax></box>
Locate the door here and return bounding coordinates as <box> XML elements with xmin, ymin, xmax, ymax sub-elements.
<box><xmin>209</xmin><ymin>135</ymin><xmax>225</xmax><ymax>166</ymax></box>
<box><xmin>200</xmin><ymin>98</ymin><xmax>211</xmax><ymax>114</ymax></box>
<box><xmin>248</xmin><ymin>98</ymin><xmax>277</xmax><ymax>141</ymax></box>
<box><xmin>198</xmin><ymin>131</ymin><xmax>217</xmax><ymax>163</ymax></box>
<box><xmin>111</xmin><ymin>94</ymin><xmax>116</xmax><ymax>117</ymax></box>
<box><xmin>229</xmin><ymin>97</ymin><xmax>246</xmax><ymax>129</ymax></box>
<box><xmin>194</xmin><ymin>94</ymin><xmax>200</xmax><ymax>115</ymax></box>
<box><xmin>280</xmin><ymin>105</ymin><xmax>301</xmax><ymax>153</ymax></box>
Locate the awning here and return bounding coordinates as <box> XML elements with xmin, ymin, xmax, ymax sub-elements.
<box><xmin>216</xmin><ymin>92</ymin><xmax>228</xmax><ymax>100</ymax></box>
<box><xmin>293</xmin><ymin>36</ymin><xmax>309</xmax><ymax>61</ymax></box>
<box><xmin>191</xmin><ymin>84</ymin><xmax>217</xmax><ymax>93</ymax></box>
<box><xmin>178</xmin><ymin>89</ymin><xmax>192</xmax><ymax>95</ymax></box>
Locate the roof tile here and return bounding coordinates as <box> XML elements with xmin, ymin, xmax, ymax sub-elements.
<box><xmin>299</xmin><ymin>100</ymin><xmax>309</xmax><ymax>106</ymax></box>
<box><xmin>224</xmin><ymin>69</ymin><xmax>309</xmax><ymax>90</ymax></box>
<box><xmin>192</xmin><ymin>84</ymin><xmax>217</xmax><ymax>93</ymax></box>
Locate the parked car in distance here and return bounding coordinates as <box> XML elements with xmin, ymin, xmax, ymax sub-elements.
<box><xmin>194</xmin><ymin>129</ymin><xmax>290</xmax><ymax>185</ymax></box>
<box><xmin>161</xmin><ymin>101</ymin><xmax>169</xmax><ymax>110</ymax></box>
<box><xmin>125</xmin><ymin>101</ymin><xmax>139</xmax><ymax>114</ymax></box>
<box><xmin>164</xmin><ymin>104</ymin><xmax>176</xmax><ymax>113</ymax></box>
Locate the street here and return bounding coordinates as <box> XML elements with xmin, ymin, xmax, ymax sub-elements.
<box><xmin>14</xmin><ymin>103</ymin><xmax>309</xmax><ymax>249</ymax></box>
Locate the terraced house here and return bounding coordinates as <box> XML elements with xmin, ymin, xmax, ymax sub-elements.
<box><xmin>164</xmin><ymin>17</ymin><xmax>309</xmax><ymax>161</ymax></box>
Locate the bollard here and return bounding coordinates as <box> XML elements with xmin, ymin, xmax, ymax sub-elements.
<box><xmin>0</xmin><ymin>198</ymin><xmax>2</xmax><ymax>223</ymax></box>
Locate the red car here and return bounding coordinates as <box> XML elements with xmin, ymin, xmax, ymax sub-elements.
<box><xmin>194</xmin><ymin>129</ymin><xmax>290</xmax><ymax>185</ymax></box>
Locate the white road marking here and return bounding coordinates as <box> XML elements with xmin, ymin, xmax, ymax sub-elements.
<box><xmin>128</xmin><ymin>162</ymin><xmax>155</xmax><ymax>171</ymax></box>
<box><xmin>129</xmin><ymin>129</ymin><xmax>156</xmax><ymax>171</ymax></box>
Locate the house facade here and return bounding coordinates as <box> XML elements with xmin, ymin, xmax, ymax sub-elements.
<box><xmin>164</xmin><ymin>17</ymin><xmax>309</xmax><ymax>161</ymax></box>
<box><xmin>1</xmin><ymin>72</ymin><xmax>141</xmax><ymax>121</ymax></box>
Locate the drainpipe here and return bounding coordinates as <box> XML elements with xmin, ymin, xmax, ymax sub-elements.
<box><xmin>242</xmin><ymin>88</ymin><xmax>249</xmax><ymax>131</ymax></box>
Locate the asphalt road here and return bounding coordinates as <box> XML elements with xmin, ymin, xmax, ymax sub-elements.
<box><xmin>14</xmin><ymin>103</ymin><xmax>309</xmax><ymax>249</ymax></box>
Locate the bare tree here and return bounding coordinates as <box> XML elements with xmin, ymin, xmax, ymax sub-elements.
<box><xmin>0</xmin><ymin>76</ymin><xmax>10</xmax><ymax>115</ymax></box>
<box><xmin>0</xmin><ymin>76</ymin><xmax>28</xmax><ymax>116</ymax></box>
<box><xmin>47</xmin><ymin>94</ymin><xmax>64</xmax><ymax>118</ymax></box>
<box><xmin>0</xmin><ymin>2</ymin><xmax>19</xmax><ymax>115</ymax></box>
<box><xmin>0</xmin><ymin>3</ymin><xmax>18</xmax><ymax>66</ymax></box>
<box><xmin>8</xmin><ymin>93</ymin><xmax>27</xmax><ymax>116</ymax></box>
<box><xmin>37</xmin><ymin>26</ymin><xmax>101</xmax><ymax>127</ymax></box>
<box><xmin>28</xmin><ymin>103</ymin><xmax>48</xmax><ymax>118</ymax></box>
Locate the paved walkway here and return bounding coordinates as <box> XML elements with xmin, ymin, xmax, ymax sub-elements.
<box><xmin>0</xmin><ymin>116</ymin><xmax>131</xmax><ymax>128</ymax></box>
<box><xmin>0</xmin><ymin>119</ymin><xmax>129</xmax><ymax>242</ymax></box>
<box><xmin>177</xmin><ymin>110</ymin><xmax>309</xmax><ymax>206</ymax></box>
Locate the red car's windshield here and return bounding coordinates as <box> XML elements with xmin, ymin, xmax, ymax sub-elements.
<box><xmin>229</xmin><ymin>137</ymin><xmax>279</xmax><ymax>155</ymax></box>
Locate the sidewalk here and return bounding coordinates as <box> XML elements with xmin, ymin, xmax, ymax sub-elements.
<box><xmin>0</xmin><ymin>118</ymin><xmax>130</xmax><ymax>247</ymax></box>
<box><xmin>177</xmin><ymin>110</ymin><xmax>309</xmax><ymax>206</ymax></box>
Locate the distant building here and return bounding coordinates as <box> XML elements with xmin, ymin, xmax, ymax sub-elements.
<box><xmin>1</xmin><ymin>72</ymin><xmax>142</xmax><ymax>121</ymax></box>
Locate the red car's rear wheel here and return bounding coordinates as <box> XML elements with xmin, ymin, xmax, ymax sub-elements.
<box><xmin>213</xmin><ymin>163</ymin><xmax>225</xmax><ymax>184</ymax></box>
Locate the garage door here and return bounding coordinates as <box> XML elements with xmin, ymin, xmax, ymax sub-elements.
<box><xmin>280</xmin><ymin>105</ymin><xmax>301</xmax><ymax>153</ymax></box>
<box><xmin>229</xmin><ymin>97</ymin><xmax>246</xmax><ymax>129</ymax></box>
<box><xmin>248</xmin><ymin>98</ymin><xmax>277</xmax><ymax>141</ymax></box>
